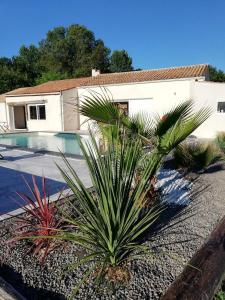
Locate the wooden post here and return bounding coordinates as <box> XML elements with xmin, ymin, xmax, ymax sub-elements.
<box><xmin>161</xmin><ymin>216</ymin><xmax>225</xmax><ymax>300</ymax></box>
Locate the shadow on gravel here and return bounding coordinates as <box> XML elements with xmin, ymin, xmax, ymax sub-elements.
<box><xmin>143</xmin><ymin>173</ymin><xmax>209</xmax><ymax>248</ymax></box>
<box><xmin>0</xmin><ymin>264</ymin><xmax>66</xmax><ymax>300</ymax></box>
<box><xmin>166</xmin><ymin>157</ymin><xmax>225</xmax><ymax>175</ymax></box>
<box><xmin>203</xmin><ymin>162</ymin><xmax>225</xmax><ymax>174</ymax></box>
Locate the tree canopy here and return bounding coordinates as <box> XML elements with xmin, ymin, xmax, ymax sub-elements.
<box><xmin>209</xmin><ymin>65</ymin><xmax>225</xmax><ymax>82</ymax></box>
<box><xmin>0</xmin><ymin>24</ymin><xmax>133</xmax><ymax>94</ymax></box>
<box><xmin>110</xmin><ymin>50</ymin><xmax>133</xmax><ymax>73</ymax></box>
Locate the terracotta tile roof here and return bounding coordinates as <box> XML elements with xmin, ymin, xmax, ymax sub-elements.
<box><xmin>83</xmin><ymin>64</ymin><xmax>209</xmax><ymax>87</ymax></box>
<box><xmin>1</xmin><ymin>88</ymin><xmax>30</xmax><ymax>100</ymax></box>
<box><xmin>6</xmin><ymin>78</ymin><xmax>89</xmax><ymax>96</ymax></box>
<box><xmin>6</xmin><ymin>64</ymin><xmax>209</xmax><ymax>96</ymax></box>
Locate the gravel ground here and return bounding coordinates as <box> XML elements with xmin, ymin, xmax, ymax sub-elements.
<box><xmin>0</xmin><ymin>162</ymin><xmax>225</xmax><ymax>300</ymax></box>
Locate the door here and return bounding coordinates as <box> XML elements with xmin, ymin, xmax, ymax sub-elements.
<box><xmin>14</xmin><ymin>106</ymin><xmax>27</xmax><ymax>129</ymax></box>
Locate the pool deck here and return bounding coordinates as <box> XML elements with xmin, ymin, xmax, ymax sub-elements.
<box><xmin>0</xmin><ymin>147</ymin><xmax>91</xmax><ymax>220</ymax></box>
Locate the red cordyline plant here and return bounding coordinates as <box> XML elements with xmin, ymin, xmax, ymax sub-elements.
<box><xmin>9</xmin><ymin>175</ymin><xmax>65</xmax><ymax>263</ymax></box>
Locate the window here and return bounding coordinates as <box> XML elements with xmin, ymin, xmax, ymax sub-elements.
<box><xmin>217</xmin><ymin>102</ymin><xmax>225</xmax><ymax>113</ymax></box>
<box><xmin>39</xmin><ymin>105</ymin><xmax>46</xmax><ymax>120</ymax></box>
<box><xmin>29</xmin><ymin>106</ymin><xmax>37</xmax><ymax>119</ymax></box>
<box><xmin>28</xmin><ymin>105</ymin><xmax>46</xmax><ymax>120</ymax></box>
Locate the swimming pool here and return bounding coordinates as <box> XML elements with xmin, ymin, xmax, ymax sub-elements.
<box><xmin>0</xmin><ymin>132</ymin><xmax>84</xmax><ymax>156</ymax></box>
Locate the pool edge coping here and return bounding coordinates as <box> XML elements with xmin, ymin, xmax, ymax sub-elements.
<box><xmin>0</xmin><ymin>143</ymin><xmax>84</xmax><ymax>160</ymax></box>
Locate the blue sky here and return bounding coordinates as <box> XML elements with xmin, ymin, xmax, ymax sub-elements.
<box><xmin>0</xmin><ymin>0</ymin><xmax>225</xmax><ymax>70</ymax></box>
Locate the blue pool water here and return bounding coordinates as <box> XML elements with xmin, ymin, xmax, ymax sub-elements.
<box><xmin>0</xmin><ymin>132</ymin><xmax>83</xmax><ymax>156</ymax></box>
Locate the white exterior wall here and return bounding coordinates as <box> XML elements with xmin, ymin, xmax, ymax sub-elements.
<box><xmin>0</xmin><ymin>102</ymin><xmax>7</xmax><ymax>124</ymax></box>
<box><xmin>62</xmin><ymin>89</ymin><xmax>79</xmax><ymax>131</ymax></box>
<box><xmin>78</xmin><ymin>79</ymin><xmax>193</xmax><ymax>130</ymax></box>
<box><xmin>4</xmin><ymin>77</ymin><xmax>224</xmax><ymax>138</ymax></box>
<box><xmin>191</xmin><ymin>82</ymin><xmax>225</xmax><ymax>138</ymax></box>
<box><xmin>6</xmin><ymin>93</ymin><xmax>63</xmax><ymax>131</ymax></box>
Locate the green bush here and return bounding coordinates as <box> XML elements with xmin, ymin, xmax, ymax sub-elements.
<box><xmin>216</xmin><ymin>132</ymin><xmax>225</xmax><ymax>154</ymax></box>
<box><xmin>173</xmin><ymin>141</ymin><xmax>222</xmax><ymax>170</ymax></box>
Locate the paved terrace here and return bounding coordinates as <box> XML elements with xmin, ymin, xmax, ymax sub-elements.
<box><xmin>0</xmin><ymin>147</ymin><xmax>91</xmax><ymax>220</ymax></box>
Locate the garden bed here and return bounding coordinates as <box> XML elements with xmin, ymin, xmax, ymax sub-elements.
<box><xmin>0</xmin><ymin>162</ymin><xmax>225</xmax><ymax>299</ymax></box>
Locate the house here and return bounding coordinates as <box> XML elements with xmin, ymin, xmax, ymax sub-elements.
<box><xmin>1</xmin><ymin>64</ymin><xmax>225</xmax><ymax>138</ymax></box>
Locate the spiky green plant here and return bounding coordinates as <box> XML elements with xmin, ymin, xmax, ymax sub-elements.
<box><xmin>216</xmin><ymin>132</ymin><xmax>225</xmax><ymax>154</ymax></box>
<box><xmin>173</xmin><ymin>141</ymin><xmax>222</xmax><ymax>170</ymax></box>
<box><xmin>51</xmin><ymin>131</ymin><xmax>165</xmax><ymax>295</ymax></box>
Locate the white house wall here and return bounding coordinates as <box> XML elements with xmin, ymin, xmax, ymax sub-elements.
<box><xmin>6</xmin><ymin>94</ymin><xmax>63</xmax><ymax>131</ymax></box>
<box><xmin>62</xmin><ymin>89</ymin><xmax>79</xmax><ymax>131</ymax></box>
<box><xmin>78</xmin><ymin>79</ymin><xmax>192</xmax><ymax>130</ymax></box>
<box><xmin>190</xmin><ymin>81</ymin><xmax>225</xmax><ymax>138</ymax></box>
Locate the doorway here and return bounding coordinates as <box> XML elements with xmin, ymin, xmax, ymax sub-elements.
<box><xmin>14</xmin><ymin>106</ymin><xmax>27</xmax><ymax>129</ymax></box>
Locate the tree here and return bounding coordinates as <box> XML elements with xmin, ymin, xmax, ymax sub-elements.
<box><xmin>39</xmin><ymin>24</ymin><xmax>111</xmax><ymax>77</ymax></box>
<box><xmin>0</xmin><ymin>57</ymin><xmax>23</xmax><ymax>94</ymax></box>
<box><xmin>91</xmin><ymin>39</ymin><xmax>110</xmax><ymax>73</ymax></box>
<box><xmin>14</xmin><ymin>45</ymin><xmax>42</xmax><ymax>86</ymax></box>
<box><xmin>209</xmin><ymin>65</ymin><xmax>225</xmax><ymax>82</ymax></box>
<box><xmin>35</xmin><ymin>71</ymin><xmax>68</xmax><ymax>85</ymax></box>
<box><xmin>0</xmin><ymin>24</ymin><xmax>133</xmax><ymax>93</ymax></box>
<box><xmin>39</xmin><ymin>26</ymin><xmax>71</xmax><ymax>75</ymax></box>
<box><xmin>110</xmin><ymin>50</ymin><xmax>133</xmax><ymax>73</ymax></box>
<box><xmin>0</xmin><ymin>45</ymin><xmax>42</xmax><ymax>94</ymax></box>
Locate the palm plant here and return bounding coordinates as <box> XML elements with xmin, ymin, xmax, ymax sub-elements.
<box><xmin>79</xmin><ymin>89</ymin><xmax>211</xmax><ymax>154</ymax></box>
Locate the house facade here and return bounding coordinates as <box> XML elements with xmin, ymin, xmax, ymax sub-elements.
<box><xmin>1</xmin><ymin>64</ymin><xmax>225</xmax><ymax>138</ymax></box>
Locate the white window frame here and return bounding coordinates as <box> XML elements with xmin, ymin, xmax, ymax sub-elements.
<box><xmin>28</xmin><ymin>104</ymin><xmax>46</xmax><ymax>120</ymax></box>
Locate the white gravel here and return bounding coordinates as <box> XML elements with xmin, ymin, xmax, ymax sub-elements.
<box><xmin>156</xmin><ymin>168</ymin><xmax>193</xmax><ymax>205</ymax></box>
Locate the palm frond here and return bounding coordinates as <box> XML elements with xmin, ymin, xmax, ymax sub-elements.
<box><xmin>79</xmin><ymin>88</ymin><xmax>122</xmax><ymax>125</ymax></box>
<box><xmin>156</xmin><ymin>103</ymin><xmax>212</xmax><ymax>153</ymax></box>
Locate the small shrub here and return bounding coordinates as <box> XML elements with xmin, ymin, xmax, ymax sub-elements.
<box><xmin>215</xmin><ymin>290</ymin><xmax>225</xmax><ymax>300</ymax></box>
<box><xmin>9</xmin><ymin>176</ymin><xmax>65</xmax><ymax>263</ymax></box>
<box><xmin>216</xmin><ymin>132</ymin><xmax>225</xmax><ymax>154</ymax></box>
<box><xmin>173</xmin><ymin>141</ymin><xmax>222</xmax><ymax>171</ymax></box>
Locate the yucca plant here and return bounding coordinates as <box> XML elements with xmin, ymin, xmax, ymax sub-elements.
<box><xmin>9</xmin><ymin>176</ymin><xmax>65</xmax><ymax>263</ymax></box>
<box><xmin>54</xmin><ymin>131</ymin><xmax>166</xmax><ymax>293</ymax></box>
<box><xmin>173</xmin><ymin>141</ymin><xmax>222</xmax><ymax>171</ymax></box>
